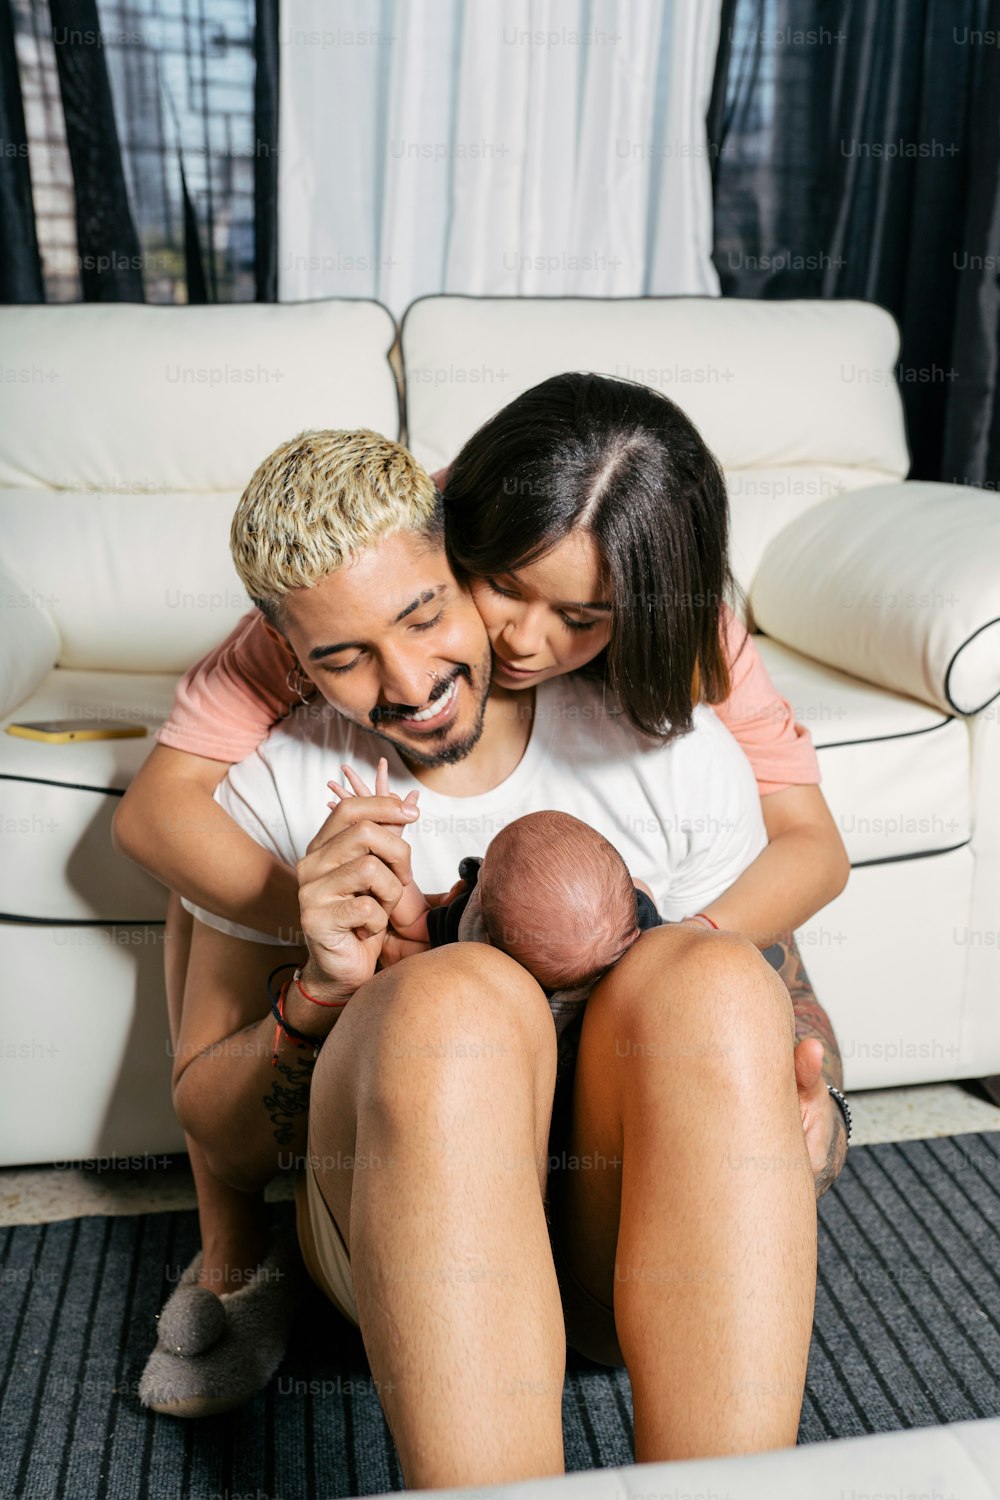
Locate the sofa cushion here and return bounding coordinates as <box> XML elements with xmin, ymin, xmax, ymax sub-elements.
<box><xmin>0</xmin><ymin>669</ymin><xmax>175</xmax><ymax>922</ymax></box>
<box><xmin>401</xmin><ymin>294</ymin><xmax>910</xmax><ymax>591</ymax></box>
<box><xmin>751</xmin><ymin>482</ymin><xmax>1000</xmax><ymax>716</ymax></box>
<box><xmin>0</xmin><ymin>300</ymin><xmax>400</xmax><ymax>495</ymax></box>
<box><xmin>725</xmin><ymin>464</ymin><xmax>900</xmax><ymax>595</ymax></box>
<box><xmin>2</xmin><ymin>489</ymin><xmax>251</xmax><ymax>673</ymax></box>
<box><xmin>757</xmin><ymin>638</ymin><xmax>970</xmax><ymax>865</ymax></box>
<box><xmin>0</xmin><ymin>554</ymin><xmax>60</xmax><ymax>719</ymax></box>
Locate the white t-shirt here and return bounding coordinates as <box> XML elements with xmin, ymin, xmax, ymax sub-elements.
<box><xmin>183</xmin><ymin>674</ymin><xmax>767</xmax><ymax>945</ymax></box>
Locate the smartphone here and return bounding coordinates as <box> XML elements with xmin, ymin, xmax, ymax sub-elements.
<box><xmin>6</xmin><ymin>719</ymin><xmax>149</xmax><ymax>744</ymax></box>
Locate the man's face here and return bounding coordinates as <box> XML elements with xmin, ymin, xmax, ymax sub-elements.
<box><xmin>272</xmin><ymin>531</ymin><xmax>493</xmax><ymax>768</ymax></box>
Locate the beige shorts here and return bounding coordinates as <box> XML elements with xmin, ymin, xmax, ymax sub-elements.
<box><xmin>294</xmin><ymin>1156</ymin><xmax>624</xmax><ymax>1367</ymax></box>
<box><xmin>294</xmin><ymin>1162</ymin><xmax>360</xmax><ymax>1328</ymax></box>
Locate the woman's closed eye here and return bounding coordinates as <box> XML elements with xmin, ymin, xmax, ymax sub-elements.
<box><xmin>485</xmin><ymin>577</ymin><xmax>599</xmax><ymax>632</ymax></box>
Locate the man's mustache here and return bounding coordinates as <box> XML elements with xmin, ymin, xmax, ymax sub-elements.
<box><xmin>369</xmin><ymin>664</ymin><xmax>470</xmax><ymax>726</ymax></box>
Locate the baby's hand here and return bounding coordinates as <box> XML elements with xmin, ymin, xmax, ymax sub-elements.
<box><xmin>327</xmin><ymin>758</ymin><xmax>430</xmax><ymax>942</ymax></box>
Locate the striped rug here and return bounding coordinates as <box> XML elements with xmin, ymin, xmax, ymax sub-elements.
<box><xmin>1</xmin><ymin>1131</ymin><xmax>998</xmax><ymax>1498</ymax></box>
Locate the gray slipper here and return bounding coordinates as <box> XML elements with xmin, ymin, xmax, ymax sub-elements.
<box><xmin>138</xmin><ymin>1233</ymin><xmax>303</xmax><ymax>1418</ymax></box>
<box><xmin>153</xmin><ymin>1250</ymin><xmax>228</xmax><ymax>1357</ymax></box>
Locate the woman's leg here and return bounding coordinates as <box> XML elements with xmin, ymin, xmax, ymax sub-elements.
<box><xmin>548</xmin><ymin>924</ymin><xmax>817</xmax><ymax>1460</ymax></box>
<box><xmin>164</xmin><ymin>891</ymin><xmax>268</xmax><ymax>1286</ymax></box>
<box><xmin>307</xmin><ymin>944</ymin><xmax>566</xmax><ymax>1488</ymax></box>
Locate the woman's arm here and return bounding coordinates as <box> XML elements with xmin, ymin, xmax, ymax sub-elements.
<box><xmin>697</xmin><ymin>783</ymin><xmax>850</xmax><ymax>947</ymax></box>
<box><xmin>707</xmin><ymin>609</ymin><xmax>850</xmax><ymax>943</ymax></box>
<box><xmin>113</xmin><ymin>744</ymin><xmax>301</xmax><ymax>940</ymax></box>
<box><xmin>697</xmin><ymin>613</ymin><xmax>851</xmax><ymax>1196</ymax></box>
<box><xmin>113</xmin><ymin>610</ymin><xmax>308</xmax><ymax>938</ymax></box>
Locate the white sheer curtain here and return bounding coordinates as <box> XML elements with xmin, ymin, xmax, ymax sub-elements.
<box><xmin>278</xmin><ymin>0</ymin><xmax>722</xmax><ymax>311</ymax></box>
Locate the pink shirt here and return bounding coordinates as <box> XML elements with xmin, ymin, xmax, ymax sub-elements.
<box><xmin>157</xmin><ymin>604</ymin><xmax>819</xmax><ymax>797</ymax></box>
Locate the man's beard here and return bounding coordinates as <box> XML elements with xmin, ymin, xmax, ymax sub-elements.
<box><xmin>365</xmin><ymin>645</ymin><xmax>494</xmax><ymax>769</ymax></box>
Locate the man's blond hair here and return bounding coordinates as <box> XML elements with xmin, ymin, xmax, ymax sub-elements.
<box><xmin>230</xmin><ymin>429</ymin><xmax>442</xmax><ymax>625</ymax></box>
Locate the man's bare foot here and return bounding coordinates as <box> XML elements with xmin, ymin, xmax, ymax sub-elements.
<box><xmin>196</xmin><ymin>1220</ymin><xmax>269</xmax><ymax>1296</ymax></box>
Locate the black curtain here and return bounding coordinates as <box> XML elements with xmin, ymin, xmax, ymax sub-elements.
<box><xmin>0</xmin><ymin>0</ymin><xmax>44</xmax><ymax>300</ymax></box>
<box><xmin>4</xmin><ymin>0</ymin><xmax>280</xmax><ymax>307</ymax></box>
<box><xmin>48</xmin><ymin>0</ymin><xmax>144</xmax><ymax>300</ymax></box>
<box><xmin>709</xmin><ymin>0</ymin><xmax>1000</xmax><ymax>486</ymax></box>
<box><xmin>254</xmin><ymin>0</ymin><xmax>279</xmax><ymax>303</ymax></box>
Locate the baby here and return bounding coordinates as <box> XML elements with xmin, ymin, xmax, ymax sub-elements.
<box><xmin>422</xmin><ymin>812</ymin><xmax>662</xmax><ymax>993</ymax></box>
<box><xmin>329</xmin><ymin>761</ymin><xmax>662</xmax><ymax>1018</ymax></box>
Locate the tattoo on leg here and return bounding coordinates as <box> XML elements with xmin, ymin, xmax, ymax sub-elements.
<box><xmin>263</xmin><ymin>1053</ymin><xmax>316</xmax><ymax>1146</ymax></box>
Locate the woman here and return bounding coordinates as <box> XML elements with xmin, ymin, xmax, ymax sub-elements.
<box><xmin>114</xmin><ymin>374</ymin><xmax>849</xmax><ymax>1420</ymax></box>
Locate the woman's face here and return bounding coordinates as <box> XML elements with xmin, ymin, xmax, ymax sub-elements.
<box><xmin>470</xmin><ymin>530</ymin><xmax>613</xmax><ymax>690</ymax></box>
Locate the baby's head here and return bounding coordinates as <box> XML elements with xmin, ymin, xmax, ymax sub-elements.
<box><xmin>477</xmin><ymin>811</ymin><xmax>641</xmax><ymax>991</ymax></box>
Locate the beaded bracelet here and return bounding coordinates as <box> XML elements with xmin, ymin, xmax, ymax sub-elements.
<box><xmin>827</xmin><ymin>1084</ymin><xmax>852</xmax><ymax>1145</ymax></box>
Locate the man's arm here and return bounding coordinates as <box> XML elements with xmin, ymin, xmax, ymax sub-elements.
<box><xmin>173</xmin><ymin>787</ymin><xmax>421</xmax><ymax>1191</ymax></box>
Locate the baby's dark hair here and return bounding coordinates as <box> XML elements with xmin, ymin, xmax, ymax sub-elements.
<box><xmin>477</xmin><ymin>811</ymin><xmax>640</xmax><ymax>991</ymax></box>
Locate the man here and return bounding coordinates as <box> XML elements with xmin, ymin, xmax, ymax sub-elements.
<box><xmin>144</xmin><ymin>430</ymin><xmax>837</xmax><ymax>1486</ymax></box>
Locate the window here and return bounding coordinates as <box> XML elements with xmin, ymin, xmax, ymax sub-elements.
<box><xmin>12</xmin><ymin>0</ymin><xmax>258</xmax><ymax>302</ymax></box>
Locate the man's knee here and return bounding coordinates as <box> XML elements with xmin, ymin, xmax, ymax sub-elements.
<box><xmin>588</xmin><ymin>925</ymin><xmax>795</xmax><ymax>1077</ymax></box>
<box><xmin>379</xmin><ymin>943</ymin><xmax>554</xmax><ymax>1046</ymax></box>
<box><xmin>321</xmin><ymin>945</ymin><xmax>557</xmax><ymax>1126</ymax></box>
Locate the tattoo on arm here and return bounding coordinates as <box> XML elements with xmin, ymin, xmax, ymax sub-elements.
<box><xmin>765</xmin><ymin>931</ymin><xmax>844</xmax><ymax>1090</ymax></box>
<box><xmin>763</xmin><ymin>930</ymin><xmax>848</xmax><ymax>1196</ymax></box>
<box><xmin>815</xmin><ymin>1118</ymin><xmax>845</xmax><ymax>1200</ymax></box>
<box><xmin>263</xmin><ymin>1052</ymin><xmax>317</xmax><ymax>1147</ymax></box>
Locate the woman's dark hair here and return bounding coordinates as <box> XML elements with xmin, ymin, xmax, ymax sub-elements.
<box><xmin>442</xmin><ymin>371</ymin><xmax>742</xmax><ymax>741</ymax></box>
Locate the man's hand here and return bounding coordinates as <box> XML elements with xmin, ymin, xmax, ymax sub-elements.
<box><xmin>795</xmin><ymin>1036</ymin><xmax>847</xmax><ymax>1198</ymax></box>
<box><xmin>328</xmin><ymin>758</ymin><xmax>430</xmax><ymax>941</ymax></box>
<box><xmin>293</xmin><ymin>776</ymin><xmax>420</xmax><ymax>1009</ymax></box>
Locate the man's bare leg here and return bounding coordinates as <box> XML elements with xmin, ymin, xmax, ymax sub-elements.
<box><xmin>164</xmin><ymin>892</ymin><xmax>268</xmax><ymax>1288</ymax></box>
<box><xmin>549</xmin><ymin>925</ymin><xmax>817</xmax><ymax>1460</ymax></box>
<box><xmin>308</xmin><ymin>944</ymin><xmax>566</xmax><ymax>1488</ymax></box>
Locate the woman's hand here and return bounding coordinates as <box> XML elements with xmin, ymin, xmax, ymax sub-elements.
<box><xmin>794</xmin><ymin>1036</ymin><xmax>848</xmax><ymax>1197</ymax></box>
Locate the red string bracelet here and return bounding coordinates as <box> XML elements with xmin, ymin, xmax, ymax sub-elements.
<box><xmin>687</xmin><ymin>912</ymin><xmax>719</xmax><ymax>930</ymax></box>
<box><xmin>272</xmin><ymin>977</ymin><xmax>314</xmax><ymax>1066</ymax></box>
<box><xmin>293</xmin><ymin>967</ymin><xmax>348</xmax><ymax>1009</ymax></box>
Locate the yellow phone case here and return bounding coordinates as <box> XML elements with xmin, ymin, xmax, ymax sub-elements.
<box><xmin>6</xmin><ymin>722</ymin><xmax>148</xmax><ymax>744</ymax></box>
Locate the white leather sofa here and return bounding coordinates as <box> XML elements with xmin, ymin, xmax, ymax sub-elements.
<box><xmin>379</xmin><ymin>1416</ymin><xmax>1000</xmax><ymax>1500</ymax></box>
<box><xmin>1</xmin><ymin>295</ymin><xmax>998</xmax><ymax>1167</ymax></box>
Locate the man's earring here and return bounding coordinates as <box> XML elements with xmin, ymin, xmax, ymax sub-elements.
<box><xmin>286</xmin><ymin>664</ymin><xmax>313</xmax><ymax>705</ymax></box>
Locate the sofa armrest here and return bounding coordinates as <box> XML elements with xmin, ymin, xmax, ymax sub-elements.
<box><xmin>0</xmin><ymin>557</ymin><xmax>60</xmax><ymax>719</ymax></box>
<box><xmin>749</xmin><ymin>482</ymin><xmax>1000</xmax><ymax>716</ymax></box>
